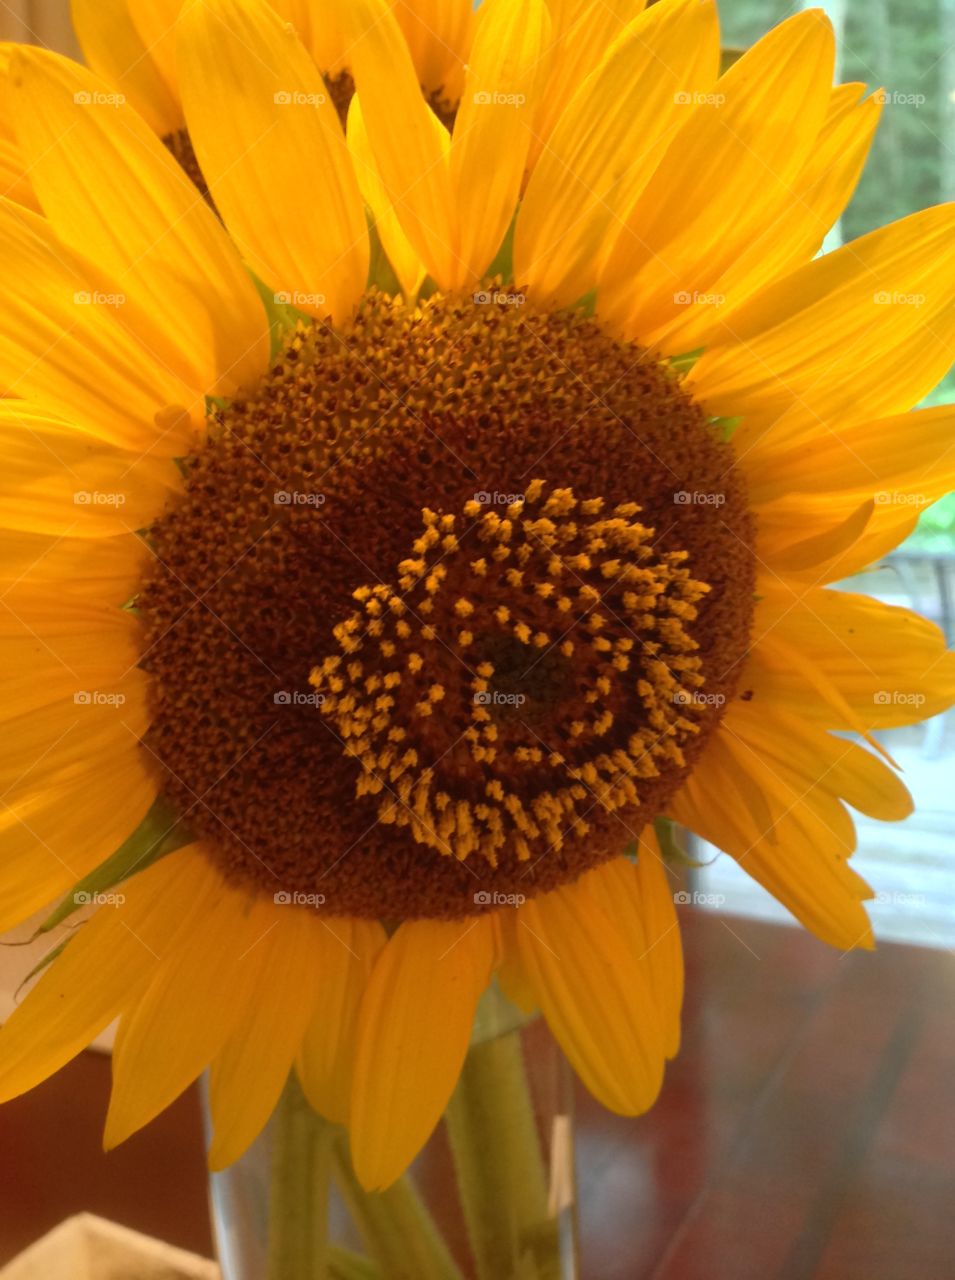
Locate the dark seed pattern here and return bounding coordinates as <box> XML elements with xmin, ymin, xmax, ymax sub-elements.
<box><xmin>137</xmin><ymin>290</ymin><xmax>756</xmax><ymax>919</ymax></box>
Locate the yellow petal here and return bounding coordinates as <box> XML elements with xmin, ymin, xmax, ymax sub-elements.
<box><xmin>334</xmin><ymin>0</ymin><xmax>455</xmax><ymax>286</ymax></box>
<box><xmin>0</xmin><ymin>201</ymin><xmax>199</xmax><ymax>454</ymax></box>
<box><xmin>818</xmin><ymin>510</ymin><xmax>920</xmax><ymax>582</ymax></box>
<box><xmin>526</xmin><ymin>0</ymin><xmax>647</xmax><ymax>172</ymax></box>
<box><xmin>670</xmin><ymin>717</ymin><xmax>875</xmax><ymax>950</ymax></box>
<box><xmin>689</xmin><ymin>202</ymin><xmax>955</xmax><ymax>445</ymax></box>
<box><xmin>587</xmin><ymin>847</ymin><xmax>684</xmax><ymax>1059</ymax></box>
<box><xmin>0</xmin><ymin>850</ymin><xmax>196</xmax><ymax>1103</ymax></box>
<box><xmin>349</xmin><ymin>916</ymin><xmax>495</xmax><ymax>1190</ymax></box>
<box><xmin>515</xmin><ymin>874</ymin><xmax>665</xmax><ymax>1113</ymax></box>
<box><xmin>346</xmin><ymin>96</ymin><xmax>425</xmax><ymax>301</ymax></box>
<box><xmin>286</xmin><ymin>0</ymin><xmax>345</xmax><ymax>74</ymax></box>
<box><xmin>208</xmin><ymin>904</ymin><xmax>326</xmax><ymax>1169</ymax></box>
<box><xmin>0</xmin><ymin>590</ymin><xmax>143</xmax><ymax>719</ymax></box>
<box><xmin>449</xmin><ymin>0</ymin><xmax>550</xmax><ymax>286</ymax></box>
<box><xmin>0</xmin><ymin>747</ymin><xmax>155</xmax><ymax>935</ymax></box>
<box><xmin>0</xmin><ymin>401</ymin><xmax>179</xmax><ymax>536</ymax></box>
<box><xmin>295</xmin><ymin>917</ymin><xmax>386</xmax><ymax>1124</ymax></box>
<box><xmin>0</xmin><ymin>531</ymin><xmax>147</xmax><ymax>605</ymax></box>
<box><xmin>634</xmin><ymin>833</ymin><xmax>684</xmax><ymax>1058</ymax></box>
<box><xmin>491</xmin><ymin>911</ymin><xmax>538</xmax><ymax>1014</ymax></box>
<box><xmin>72</xmin><ymin>0</ymin><xmax>183</xmax><ymax>136</ymax></box>
<box><xmin>0</xmin><ymin>48</ymin><xmax>37</xmax><ymax>209</ymax></box>
<box><xmin>127</xmin><ymin>0</ymin><xmax>183</xmax><ymax>108</ymax></box>
<box><xmin>655</xmin><ymin>82</ymin><xmax>882</xmax><ymax>353</ymax></box>
<box><xmin>106</xmin><ymin>854</ymin><xmax>278</xmax><ymax>1148</ymax></box>
<box><xmin>749</xmin><ymin>490</ymin><xmax>923</xmax><ymax>586</ymax></box>
<box><xmin>0</xmin><ymin>135</ymin><xmax>37</xmax><ymax>211</ymax></box>
<box><xmin>599</xmin><ymin>8</ymin><xmax>835</xmax><ymax>340</ymax></box>
<box><xmin>178</xmin><ymin>0</ymin><xmax>369</xmax><ymax>324</ymax></box>
<box><xmin>516</xmin><ymin>0</ymin><xmax>719</xmax><ymax>306</ymax></box>
<box><xmin>741</xmin><ymin>619</ymin><xmax>892</xmax><ymax>761</ymax></box>
<box><xmin>761</xmin><ymin>498</ymin><xmax>874</xmax><ymax>573</ymax></box>
<box><xmin>11</xmin><ymin>46</ymin><xmax>268</xmax><ymax>399</ymax></box>
<box><xmin>736</xmin><ymin>710</ymin><xmax>912</xmax><ymax>823</ymax></box>
<box><xmin>0</xmin><ymin>661</ymin><xmax>149</xmax><ymax>791</ymax></box>
<box><xmin>394</xmin><ymin>0</ymin><xmax>475</xmax><ymax>104</ymax></box>
<box><xmin>747</xmin><ymin>585</ymin><xmax>955</xmax><ymax>729</ymax></box>
<box><xmin>742</xmin><ymin>404</ymin><xmax>955</xmax><ymax>505</ymax></box>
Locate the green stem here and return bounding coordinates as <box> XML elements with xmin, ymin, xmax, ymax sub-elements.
<box><xmin>328</xmin><ymin>1245</ymin><xmax>382</xmax><ymax>1280</ymax></box>
<box><xmin>331</xmin><ymin>1136</ymin><xmax>463</xmax><ymax>1280</ymax></box>
<box><xmin>444</xmin><ymin>1027</ymin><xmax>561</xmax><ymax>1280</ymax></box>
<box><xmin>267</xmin><ymin>1074</ymin><xmax>333</xmax><ymax>1280</ymax></box>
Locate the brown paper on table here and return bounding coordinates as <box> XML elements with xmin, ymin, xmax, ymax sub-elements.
<box><xmin>0</xmin><ymin>1214</ymin><xmax>220</xmax><ymax>1280</ymax></box>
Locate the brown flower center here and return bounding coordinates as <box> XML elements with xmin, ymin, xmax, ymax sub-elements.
<box><xmin>137</xmin><ymin>290</ymin><xmax>755</xmax><ymax>919</ymax></box>
<box><xmin>161</xmin><ymin>129</ymin><xmax>211</xmax><ymax>203</ymax></box>
<box><xmin>312</xmin><ymin>482</ymin><xmax>711</xmax><ymax>867</ymax></box>
<box><xmin>323</xmin><ymin>69</ymin><xmax>458</xmax><ymax>131</ymax></box>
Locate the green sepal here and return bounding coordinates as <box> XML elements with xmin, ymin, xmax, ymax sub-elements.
<box><xmin>485</xmin><ymin>210</ymin><xmax>517</xmax><ymax>285</ymax></box>
<box><xmin>713</xmin><ymin>415</ymin><xmax>742</xmax><ymax>442</ymax></box>
<box><xmin>32</xmin><ymin>797</ymin><xmax>189</xmax><ymax>939</ymax></box>
<box><xmin>366</xmin><ymin>216</ymin><xmax>403</xmax><ymax>299</ymax></box>
<box><xmin>719</xmin><ymin>46</ymin><xmax>745</xmax><ymax>75</ymax></box>
<box><xmin>250</xmin><ymin>271</ymin><xmax>301</xmax><ymax>354</ymax></box>
<box><xmin>669</xmin><ymin>348</ymin><xmax>703</xmax><ymax>375</ymax></box>
<box><xmin>328</xmin><ymin>1248</ymin><xmax>382</xmax><ymax>1280</ymax></box>
<box><xmin>653</xmin><ymin>816</ymin><xmax>704</xmax><ymax>869</ymax></box>
<box><xmin>13</xmin><ymin>938</ymin><xmax>70</xmax><ymax>996</ymax></box>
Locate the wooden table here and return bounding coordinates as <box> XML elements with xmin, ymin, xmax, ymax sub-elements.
<box><xmin>1</xmin><ymin>909</ymin><xmax>953</xmax><ymax>1278</ymax></box>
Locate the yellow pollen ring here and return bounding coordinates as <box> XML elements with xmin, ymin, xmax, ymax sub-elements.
<box><xmin>310</xmin><ymin>481</ymin><xmax>711</xmax><ymax>869</ymax></box>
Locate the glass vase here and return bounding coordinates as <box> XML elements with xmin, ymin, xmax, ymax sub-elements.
<box><xmin>208</xmin><ymin>986</ymin><xmax>579</xmax><ymax>1280</ymax></box>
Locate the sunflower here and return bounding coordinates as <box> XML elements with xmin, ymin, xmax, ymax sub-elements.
<box><xmin>68</xmin><ymin>0</ymin><xmax>475</xmax><ymax>133</ymax></box>
<box><xmin>0</xmin><ymin>0</ymin><xmax>636</xmax><ymax>209</ymax></box>
<box><xmin>1</xmin><ymin>0</ymin><xmax>954</xmax><ymax>1195</ymax></box>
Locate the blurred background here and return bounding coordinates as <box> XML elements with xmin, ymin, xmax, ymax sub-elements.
<box><xmin>0</xmin><ymin>2</ymin><xmax>77</xmax><ymax>56</ymax></box>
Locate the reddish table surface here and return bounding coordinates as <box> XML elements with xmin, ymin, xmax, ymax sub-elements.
<box><xmin>1</xmin><ymin>908</ymin><xmax>953</xmax><ymax>1279</ymax></box>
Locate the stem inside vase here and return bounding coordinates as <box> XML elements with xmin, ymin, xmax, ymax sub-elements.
<box><xmin>211</xmin><ymin>992</ymin><xmax>577</xmax><ymax>1280</ymax></box>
